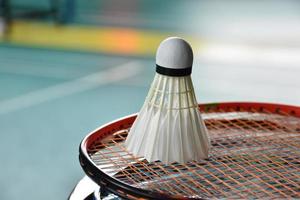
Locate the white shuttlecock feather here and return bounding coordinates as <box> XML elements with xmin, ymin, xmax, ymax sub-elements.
<box><xmin>125</xmin><ymin>37</ymin><xmax>210</xmax><ymax>164</ymax></box>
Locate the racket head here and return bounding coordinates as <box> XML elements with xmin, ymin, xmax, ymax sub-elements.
<box><xmin>79</xmin><ymin>102</ymin><xmax>300</xmax><ymax>199</ymax></box>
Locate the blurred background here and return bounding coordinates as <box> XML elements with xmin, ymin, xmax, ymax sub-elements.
<box><xmin>0</xmin><ymin>0</ymin><xmax>299</xmax><ymax>199</ymax></box>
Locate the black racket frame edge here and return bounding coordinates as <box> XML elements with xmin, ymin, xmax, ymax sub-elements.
<box><xmin>79</xmin><ymin>142</ymin><xmax>202</xmax><ymax>200</ymax></box>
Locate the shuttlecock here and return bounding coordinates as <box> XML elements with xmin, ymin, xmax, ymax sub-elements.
<box><xmin>125</xmin><ymin>37</ymin><xmax>210</xmax><ymax>164</ymax></box>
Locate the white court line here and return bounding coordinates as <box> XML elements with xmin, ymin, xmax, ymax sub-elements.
<box><xmin>0</xmin><ymin>61</ymin><xmax>142</xmax><ymax>115</ymax></box>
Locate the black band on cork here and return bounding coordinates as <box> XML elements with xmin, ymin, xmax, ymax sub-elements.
<box><xmin>156</xmin><ymin>64</ymin><xmax>192</xmax><ymax>77</ymax></box>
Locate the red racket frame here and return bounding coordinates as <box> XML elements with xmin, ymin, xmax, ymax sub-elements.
<box><xmin>79</xmin><ymin>102</ymin><xmax>300</xmax><ymax>199</ymax></box>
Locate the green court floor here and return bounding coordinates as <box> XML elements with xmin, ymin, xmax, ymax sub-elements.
<box><xmin>1</xmin><ymin>1</ymin><xmax>300</xmax><ymax>200</ymax></box>
<box><xmin>0</xmin><ymin>46</ymin><xmax>153</xmax><ymax>199</ymax></box>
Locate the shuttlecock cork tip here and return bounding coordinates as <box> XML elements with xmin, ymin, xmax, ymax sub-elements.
<box><xmin>156</xmin><ymin>37</ymin><xmax>193</xmax><ymax>76</ymax></box>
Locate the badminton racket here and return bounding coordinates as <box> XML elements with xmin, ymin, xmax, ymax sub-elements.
<box><xmin>79</xmin><ymin>102</ymin><xmax>300</xmax><ymax>199</ymax></box>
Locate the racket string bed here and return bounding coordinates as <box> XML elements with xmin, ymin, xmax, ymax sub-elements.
<box><xmin>83</xmin><ymin>103</ymin><xmax>300</xmax><ymax>199</ymax></box>
<box><xmin>91</xmin><ymin>132</ymin><xmax>184</xmax><ymax>192</ymax></box>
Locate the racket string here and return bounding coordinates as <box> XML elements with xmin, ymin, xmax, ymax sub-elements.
<box><xmin>210</xmin><ymin>108</ymin><xmax>300</xmax><ymax>196</ymax></box>
<box><xmin>203</xmin><ymin>109</ymin><xmax>299</xmax><ymax>197</ymax></box>
<box><xmin>92</xmin><ymin>132</ymin><xmax>189</xmax><ymax>192</ymax></box>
